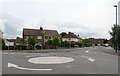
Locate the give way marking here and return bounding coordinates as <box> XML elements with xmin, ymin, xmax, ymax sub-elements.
<box><xmin>81</xmin><ymin>56</ymin><xmax>95</xmax><ymax>62</ymax></box>
<box><xmin>8</xmin><ymin>63</ymin><xmax>52</xmax><ymax>71</ymax></box>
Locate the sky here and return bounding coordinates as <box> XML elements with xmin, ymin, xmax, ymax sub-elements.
<box><xmin>0</xmin><ymin>0</ymin><xmax>120</xmax><ymax>39</ymax></box>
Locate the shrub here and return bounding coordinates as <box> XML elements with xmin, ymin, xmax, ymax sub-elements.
<box><xmin>84</xmin><ymin>43</ymin><xmax>91</xmax><ymax>47</ymax></box>
<box><xmin>75</xmin><ymin>44</ymin><xmax>79</xmax><ymax>47</ymax></box>
<box><xmin>61</xmin><ymin>41</ymin><xmax>69</xmax><ymax>47</ymax></box>
<box><xmin>75</xmin><ymin>42</ymin><xmax>82</xmax><ymax>47</ymax></box>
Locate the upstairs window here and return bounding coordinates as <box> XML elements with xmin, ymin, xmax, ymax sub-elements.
<box><xmin>38</xmin><ymin>36</ymin><xmax>42</xmax><ymax>39</ymax></box>
<box><xmin>45</xmin><ymin>36</ymin><xmax>51</xmax><ymax>39</ymax></box>
<box><xmin>25</xmin><ymin>36</ymin><xmax>28</xmax><ymax>40</ymax></box>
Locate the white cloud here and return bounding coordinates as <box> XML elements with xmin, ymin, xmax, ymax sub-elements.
<box><xmin>0</xmin><ymin>0</ymin><xmax>120</xmax><ymax>39</ymax></box>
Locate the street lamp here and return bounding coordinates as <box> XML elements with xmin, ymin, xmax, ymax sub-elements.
<box><xmin>114</xmin><ymin>5</ymin><xmax>118</xmax><ymax>53</ymax></box>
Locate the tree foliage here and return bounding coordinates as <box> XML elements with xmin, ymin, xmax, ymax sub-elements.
<box><xmin>52</xmin><ymin>36</ymin><xmax>60</xmax><ymax>47</ymax></box>
<box><xmin>61</xmin><ymin>41</ymin><xmax>69</xmax><ymax>47</ymax></box>
<box><xmin>104</xmin><ymin>39</ymin><xmax>108</xmax><ymax>44</ymax></box>
<box><xmin>84</xmin><ymin>39</ymin><xmax>90</xmax><ymax>43</ymax></box>
<box><xmin>60</xmin><ymin>32</ymin><xmax>67</xmax><ymax>37</ymax></box>
<box><xmin>46</xmin><ymin>39</ymin><xmax>53</xmax><ymax>46</ymax></box>
<box><xmin>28</xmin><ymin>36</ymin><xmax>37</xmax><ymax>46</ymax></box>
<box><xmin>109</xmin><ymin>24</ymin><xmax>120</xmax><ymax>46</ymax></box>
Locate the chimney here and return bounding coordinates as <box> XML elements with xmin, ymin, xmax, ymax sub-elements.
<box><xmin>68</xmin><ymin>32</ymin><xmax>71</xmax><ymax>37</ymax></box>
<box><xmin>40</xmin><ymin>26</ymin><xmax>43</xmax><ymax>31</ymax></box>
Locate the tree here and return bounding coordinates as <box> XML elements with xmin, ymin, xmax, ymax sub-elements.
<box><xmin>46</xmin><ymin>39</ymin><xmax>53</xmax><ymax>49</ymax></box>
<box><xmin>83</xmin><ymin>39</ymin><xmax>91</xmax><ymax>47</ymax></box>
<box><xmin>60</xmin><ymin>32</ymin><xmax>67</xmax><ymax>37</ymax></box>
<box><xmin>89</xmin><ymin>38</ymin><xmax>94</xmax><ymax>39</ymax></box>
<box><xmin>84</xmin><ymin>39</ymin><xmax>90</xmax><ymax>43</ymax></box>
<box><xmin>104</xmin><ymin>39</ymin><xmax>108</xmax><ymax>44</ymax></box>
<box><xmin>109</xmin><ymin>24</ymin><xmax>120</xmax><ymax>52</ymax></box>
<box><xmin>84</xmin><ymin>43</ymin><xmax>91</xmax><ymax>47</ymax></box>
<box><xmin>16</xmin><ymin>37</ymin><xmax>24</xmax><ymax>41</ymax></box>
<box><xmin>0</xmin><ymin>38</ymin><xmax>5</xmax><ymax>50</ymax></box>
<box><xmin>28</xmin><ymin>36</ymin><xmax>37</xmax><ymax>49</ymax></box>
<box><xmin>52</xmin><ymin>36</ymin><xmax>60</xmax><ymax>49</ymax></box>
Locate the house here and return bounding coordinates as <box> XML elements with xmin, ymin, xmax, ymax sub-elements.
<box><xmin>62</xmin><ymin>32</ymin><xmax>83</xmax><ymax>43</ymax></box>
<box><xmin>0</xmin><ymin>30</ymin><xmax>3</xmax><ymax>38</ymax></box>
<box><xmin>23</xmin><ymin>27</ymin><xmax>59</xmax><ymax>46</ymax></box>
<box><xmin>44</xmin><ymin>29</ymin><xmax>60</xmax><ymax>44</ymax></box>
<box><xmin>89</xmin><ymin>39</ymin><xmax>104</xmax><ymax>46</ymax></box>
<box><xmin>5</xmin><ymin>39</ymin><xmax>15</xmax><ymax>46</ymax></box>
<box><xmin>108</xmin><ymin>40</ymin><xmax>112</xmax><ymax>46</ymax></box>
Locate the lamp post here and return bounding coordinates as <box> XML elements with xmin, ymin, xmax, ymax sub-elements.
<box><xmin>114</xmin><ymin>5</ymin><xmax>118</xmax><ymax>53</ymax></box>
<box><xmin>68</xmin><ymin>32</ymin><xmax>71</xmax><ymax>48</ymax></box>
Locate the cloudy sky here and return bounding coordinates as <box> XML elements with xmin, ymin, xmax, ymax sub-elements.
<box><xmin>0</xmin><ymin>0</ymin><xmax>119</xmax><ymax>39</ymax></box>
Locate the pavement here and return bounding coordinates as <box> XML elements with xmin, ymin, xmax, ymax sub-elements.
<box><xmin>2</xmin><ymin>46</ymin><xmax>118</xmax><ymax>74</ymax></box>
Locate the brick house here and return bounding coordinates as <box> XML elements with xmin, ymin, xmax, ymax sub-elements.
<box><xmin>23</xmin><ymin>27</ymin><xmax>59</xmax><ymax>46</ymax></box>
<box><xmin>108</xmin><ymin>40</ymin><xmax>112</xmax><ymax>46</ymax></box>
<box><xmin>89</xmin><ymin>39</ymin><xmax>104</xmax><ymax>46</ymax></box>
<box><xmin>62</xmin><ymin>32</ymin><xmax>83</xmax><ymax>43</ymax></box>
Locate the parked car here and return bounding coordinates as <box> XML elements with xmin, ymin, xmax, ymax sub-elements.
<box><xmin>104</xmin><ymin>44</ymin><xmax>109</xmax><ymax>47</ymax></box>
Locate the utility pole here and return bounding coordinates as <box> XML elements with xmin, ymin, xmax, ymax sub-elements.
<box><xmin>114</xmin><ymin>5</ymin><xmax>118</xmax><ymax>53</ymax></box>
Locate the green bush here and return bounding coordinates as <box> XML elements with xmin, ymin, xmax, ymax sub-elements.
<box><xmin>61</xmin><ymin>41</ymin><xmax>69</xmax><ymax>47</ymax></box>
<box><xmin>75</xmin><ymin>42</ymin><xmax>82</xmax><ymax>47</ymax></box>
<box><xmin>84</xmin><ymin>43</ymin><xmax>91</xmax><ymax>47</ymax></box>
<box><xmin>75</xmin><ymin>44</ymin><xmax>79</xmax><ymax>47</ymax></box>
<box><xmin>34</xmin><ymin>43</ymin><xmax>40</xmax><ymax>47</ymax></box>
<box><xmin>18</xmin><ymin>44</ymin><xmax>25</xmax><ymax>47</ymax></box>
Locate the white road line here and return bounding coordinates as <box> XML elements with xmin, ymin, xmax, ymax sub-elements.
<box><xmin>8</xmin><ymin>63</ymin><xmax>52</xmax><ymax>71</ymax></box>
<box><xmin>84</xmin><ymin>51</ymin><xmax>89</xmax><ymax>53</ymax></box>
<box><xmin>81</xmin><ymin>56</ymin><xmax>95</xmax><ymax>62</ymax></box>
<box><xmin>2</xmin><ymin>53</ymin><xmax>9</xmax><ymax>54</ymax></box>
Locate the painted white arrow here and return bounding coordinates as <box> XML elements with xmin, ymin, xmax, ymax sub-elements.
<box><xmin>8</xmin><ymin>63</ymin><xmax>52</xmax><ymax>71</ymax></box>
<box><xmin>81</xmin><ymin>56</ymin><xmax>95</xmax><ymax>62</ymax></box>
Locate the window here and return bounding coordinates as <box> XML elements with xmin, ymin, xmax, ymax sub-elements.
<box><xmin>26</xmin><ymin>36</ymin><xmax>28</xmax><ymax>39</ymax></box>
<box><xmin>38</xmin><ymin>36</ymin><xmax>42</xmax><ymax>39</ymax></box>
<box><xmin>25</xmin><ymin>36</ymin><xmax>28</xmax><ymax>40</ymax></box>
<box><xmin>45</xmin><ymin>36</ymin><xmax>51</xmax><ymax>39</ymax></box>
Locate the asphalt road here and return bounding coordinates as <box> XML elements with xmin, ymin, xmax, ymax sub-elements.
<box><xmin>2</xmin><ymin>46</ymin><xmax>118</xmax><ymax>74</ymax></box>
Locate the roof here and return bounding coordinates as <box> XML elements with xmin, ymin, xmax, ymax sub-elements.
<box><xmin>23</xmin><ymin>28</ymin><xmax>43</xmax><ymax>36</ymax></box>
<box><xmin>44</xmin><ymin>30</ymin><xmax>59</xmax><ymax>36</ymax></box>
<box><xmin>63</xmin><ymin>33</ymin><xmax>81</xmax><ymax>39</ymax></box>
<box><xmin>23</xmin><ymin>28</ymin><xmax>59</xmax><ymax>36</ymax></box>
<box><xmin>89</xmin><ymin>39</ymin><xmax>104</xmax><ymax>41</ymax></box>
<box><xmin>6</xmin><ymin>39</ymin><xmax>16</xmax><ymax>42</ymax></box>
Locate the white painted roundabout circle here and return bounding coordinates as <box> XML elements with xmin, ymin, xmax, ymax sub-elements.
<box><xmin>28</xmin><ymin>56</ymin><xmax>74</xmax><ymax>64</ymax></box>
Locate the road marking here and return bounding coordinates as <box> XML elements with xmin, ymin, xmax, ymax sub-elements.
<box><xmin>66</xmin><ymin>66</ymin><xmax>71</xmax><ymax>68</ymax></box>
<box><xmin>9</xmin><ymin>53</ymin><xmax>16</xmax><ymax>54</ymax></box>
<box><xmin>81</xmin><ymin>56</ymin><xmax>95</xmax><ymax>62</ymax></box>
<box><xmin>2</xmin><ymin>53</ymin><xmax>9</xmax><ymax>54</ymax></box>
<box><xmin>8</xmin><ymin>63</ymin><xmax>52</xmax><ymax>71</ymax></box>
<box><xmin>84</xmin><ymin>51</ymin><xmax>89</xmax><ymax>53</ymax></box>
<box><xmin>28</xmin><ymin>56</ymin><xmax>74</xmax><ymax>64</ymax></box>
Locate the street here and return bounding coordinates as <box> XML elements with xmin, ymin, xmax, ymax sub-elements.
<box><xmin>2</xmin><ymin>46</ymin><xmax>118</xmax><ymax>74</ymax></box>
